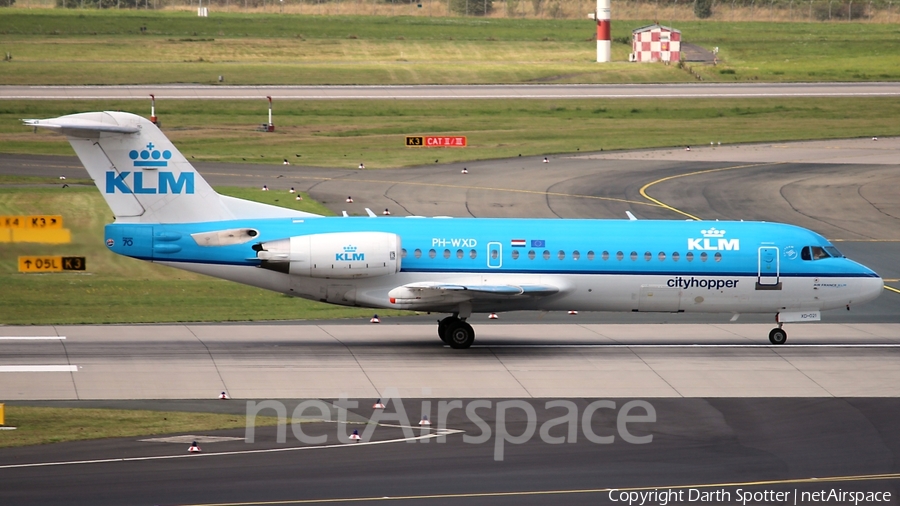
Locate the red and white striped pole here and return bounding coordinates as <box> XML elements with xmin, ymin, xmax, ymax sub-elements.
<box><xmin>149</xmin><ymin>94</ymin><xmax>158</xmax><ymax>124</ymax></box>
<box><xmin>596</xmin><ymin>0</ymin><xmax>611</xmax><ymax>62</ymax></box>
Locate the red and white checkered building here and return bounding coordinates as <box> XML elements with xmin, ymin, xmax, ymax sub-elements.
<box><xmin>630</xmin><ymin>24</ymin><xmax>681</xmax><ymax>63</ymax></box>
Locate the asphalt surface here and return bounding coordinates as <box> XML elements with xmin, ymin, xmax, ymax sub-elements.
<box><xmin>2</xmin><ymin>137</ymin><xmax>900</xmax><ymax>505</ymax></box>
<box><xmin>1</xmin><ymin>399</ymin><xmax>899</xmax><ymax>506</ymax></box>
<box><xmin>3</xmin><ymin>82</ymin><xmax>900</xmax><ymax>100</ymax></box>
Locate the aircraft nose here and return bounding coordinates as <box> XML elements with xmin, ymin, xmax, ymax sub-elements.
<box><xmin>857</xmin><ymin>275</ymin><xmax>884</xmax><ymax>304</ymax></box>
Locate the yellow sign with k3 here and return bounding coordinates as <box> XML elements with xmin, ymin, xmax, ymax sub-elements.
<box><xmin>18</xmin><ymin>256</ymin><xmax>86</xmax><ymax>273</ymax></box>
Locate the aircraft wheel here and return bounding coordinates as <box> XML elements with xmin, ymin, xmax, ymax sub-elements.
<box><xmin>769</xmin><ymin>328</ymin><xmax>787</xmax><ymax>345</ymax></box>
<box><xmin>437</xmin><ymin>317</ymin><xmax>454</xmax><ymax>344</ymax></box>
<box><xmin>447</xmin><ymin>320</ymin><xmax>475</xmax><ymax>349</ymax></box>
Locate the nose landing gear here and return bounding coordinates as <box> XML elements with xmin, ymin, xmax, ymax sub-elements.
<box><xmin>768</xmin><ymin>325</ymin><xmax>787</xmax><ymax>345</ymax></box>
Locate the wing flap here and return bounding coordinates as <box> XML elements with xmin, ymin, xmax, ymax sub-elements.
<box><xmin>388</xmin><ymin>282</ymin><xmax>559</xmax><ymax>307</ymax></box>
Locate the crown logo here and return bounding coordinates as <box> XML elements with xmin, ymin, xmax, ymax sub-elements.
<box><xmin>701</xmin><ymin>227</ymin><xmax>726</xmax><ymax>238</ymax></box>
<box><xmin>129</xmin><ymin>142</ymin><xmax>172</xmax><ymax>168</ymax></box>
<box><xmin>343</xmin><ymin>245</ymin><xmax>357</xmax><ymax>252</ymax></box>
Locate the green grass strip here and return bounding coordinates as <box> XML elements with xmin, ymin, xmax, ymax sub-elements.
<box><xmin>0</xmin><ymin>406</ymin><xmax>282</xmax><ymax>448</ymax></box>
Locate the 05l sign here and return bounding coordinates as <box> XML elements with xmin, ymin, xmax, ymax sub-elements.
<box><xmin>18</xmin><ymin>256</ymin><xmax>86</xmax><ymax>273</ymax></box>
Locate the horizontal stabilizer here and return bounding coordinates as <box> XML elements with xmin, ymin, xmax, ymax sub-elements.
<box><xmin>24</xmin><ymin>117</ymin><xmax>140</xmax><ymax>135</ymax></box>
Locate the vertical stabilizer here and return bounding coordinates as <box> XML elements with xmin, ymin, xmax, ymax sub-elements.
<box><xmin>25</xmin><ymin>112</ymin><xmax>235</xmax><ymax>224</ymax></box>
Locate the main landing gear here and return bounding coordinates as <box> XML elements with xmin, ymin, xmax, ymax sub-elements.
<box><xmin>438</xmin><ymin>315</ymin><xmax>475</xmax><ymax>349</ymax></box>
<box><xmin>768</xmin><ymin>324</ymin><xmax>787</xmax><ymax>345</ymax></box>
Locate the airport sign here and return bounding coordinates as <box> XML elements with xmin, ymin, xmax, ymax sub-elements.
<box><xmin>18</xmin><ymin>256</ymin><xmax>86</xmax><ymax>273</ymax></box>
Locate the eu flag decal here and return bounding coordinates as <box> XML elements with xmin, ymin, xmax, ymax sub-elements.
<box><xmin>531</xmin><ymin>239</ymin><xmax>545</xmax><ymax>248</ymax></box>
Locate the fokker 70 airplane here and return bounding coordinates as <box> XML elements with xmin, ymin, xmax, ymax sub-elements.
<box><xmin>25</xmin><ymin>112</ymin><xmax>883</xmax><ymax>348</ymax></box>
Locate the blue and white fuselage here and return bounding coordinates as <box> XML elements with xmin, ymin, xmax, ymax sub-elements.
<box><xmin>106</xmin><ymin>217</ymin><xmax>881</xmax><ymax>316</ymax></box>
<box><xmin>25</xmin><ymin>111</ymin><xmax>883</xmax><ymax>348</ymax></box>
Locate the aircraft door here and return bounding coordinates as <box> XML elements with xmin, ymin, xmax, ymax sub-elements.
<box><xmin>487</xmin><ymin>242</ymin><xmax>502</xmax><ymax>269</ymax></box>
<box><xmin>757</xmin><ymin>246</ymin><xmax>782</xmax><ymax>289</ymax></box>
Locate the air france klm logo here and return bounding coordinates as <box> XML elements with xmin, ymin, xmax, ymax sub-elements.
<box><xmin>336</xmin><ymin>245</ymin><xmax>364</xmax><ymax>261</ymax></box>
<box><xmin>105</xmin><ymin>171</ymin><xmax>194</xmax><ymax>194</ymax></box>
<box><xmin>687</xmin><ymin>227</ymin><xmax>739</xmax><ymax>251</ymax></box>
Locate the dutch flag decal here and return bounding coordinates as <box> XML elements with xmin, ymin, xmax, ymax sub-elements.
<box><xmin>511</xmin><ymin>239</ymin><xmax>526</xmax><ymax>247</ymax></box>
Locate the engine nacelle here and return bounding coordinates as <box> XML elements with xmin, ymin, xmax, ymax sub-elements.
<box><xmin>255</xmin><ymin>231</ymin><xmax>401</xmax><ymax>279</ymax></box>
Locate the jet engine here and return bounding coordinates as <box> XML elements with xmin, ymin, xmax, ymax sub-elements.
<box><xmin>254</xmin><ymin>231</ymin><xmax>401</xmax><ymax>279</ymax></box>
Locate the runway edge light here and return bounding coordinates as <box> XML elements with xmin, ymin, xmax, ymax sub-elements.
<box><xmin>188</xmin><ymin>441</ymin><xmax>202</xmax><ymax>453</ymax></box>
<box><xmin>373</xmin><ymin>399</ymin><xmax>385</xmax><ymax>409</ymax></box>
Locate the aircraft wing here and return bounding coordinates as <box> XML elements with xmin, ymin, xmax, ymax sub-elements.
<box><xmin>388</xmin><ymin>281</ymin><xmax>559</xmax><ymax>306</ymax></box>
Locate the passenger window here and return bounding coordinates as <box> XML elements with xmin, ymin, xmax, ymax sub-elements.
<box><xmin>511</xmin><ymin>250</ymin><xmax>519</xmax><ymax>260</ymax></box>
<box><xmin>616</xmin><ymin>251</ymin><xmax>624</xmax><ymax>261</ymax></box>
<box><xmin>658</xmin><ymin>252</ymin><xmax>666</xmax><ymax>261</ymax></box>
<box><xmin>469</xmin><ymin>249</ymin><xmax>477</xmax><ymax>259</ymax></box>
<box><xmin>429</xmin><ymin>249</ymin><xmax>437</xmax><ymax>259</ymax></box>
<box><xmin>443</xmin><ymin>249</ymin><xmax>451</xmax><ymax>259</ymax></box>
<box><xmin>558</xmin><ymin>250</ymin><xmax>565</xmax><ymax>260</ymax></box>
<box><xmin>528</xmin><ymin>250</ymin><xmax>536</xmax><ymax>260</ymax></box>
<box><xmin>602</xmin><ymin>251</ymin><xmax>609</xmax><ymax>261</ymax></box>
<box><xmin>543</xmin><ymin>250</ymin><xmax>551</xmax><ymax>260</ymax></box>
<box><xmin>700</xmin><ymin>252</ymin><xmax>708</xmax><ymax>262</ymax></box>
<box><xmin>588</xmin><ymin>251</ymin><xmax>596</xmax><ymax>261</ymax></box>
<box><xmin>714</xmin><ymin>252</ymin><xmax>722</xmax><ymax>262</ymax></box>
<box><xmin>401</xmin><ymin>248</ymin><xmax>407</xmax><ymax>258</ymax></box>
<box><xmin>457</xmin><ymin>249</ymin><xmax>464</xmax><ymax>259</ymax></box>
<box><xmin>686</xmin><ymin>252</ymin><xmax>694</xmax><ymax>262</ymax></box>
<box><xmin>644</xmin><ymin>251</ymin><xmax>652</xmax><ymax>261</ymax></box>
<box><xmin>572</xmin><ymin>250</ymin><xmax>580</xmax><ymax>261</ymax></box>
<box><xmin>630</xmin><ymin>251</ymin><xmax>638</xmax><ymax>261</ymax></box>
<box><xmin>414</xmin><ymin>248</ymin><xmax>422</xmax><ymax>259</ymax></box>
<box><xmin>672</xmin><ymin>252</ymin><xmax>680</xmax><ymax>262</ymax></box>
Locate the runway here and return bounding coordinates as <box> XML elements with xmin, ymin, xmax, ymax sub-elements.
<box><xmin>3</xmin><ymin>82</ymin><xmax>900</xmax><ymax>100</ymax></box>
<box><xmin>2</xmin><ymin>397</ymin><xmax>900</xmax><ymax>506</ymax></box>
<box><xmin>2</xmin><ymin>323</ymin><xmax>900</xmax><ymax>400</ymax></box>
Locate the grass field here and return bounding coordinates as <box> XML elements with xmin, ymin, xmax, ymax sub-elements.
<box><xmin>1</xmin><ymin>11</ymin><xmax>899</xmax><ymax>84</ymax></box>
<box><xmin>0</xmin><ymin>405</ymin><xmax>282</xmax><ymax>448</ymax></box>
<box><xmin>2</xmin><ymin>97</ymin><xmax>899</xmax><ymax>168</ymax></box>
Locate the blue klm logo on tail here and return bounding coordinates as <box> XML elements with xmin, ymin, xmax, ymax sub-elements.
<box><xmin>105</xmin><ymin>143</ymin><xmax>194</xmax><ymax>194</ymax></box>
<box><xmin>130</xmin><ymin>142</ymin><xmax>171</xmax><ymax>167</ymax></box>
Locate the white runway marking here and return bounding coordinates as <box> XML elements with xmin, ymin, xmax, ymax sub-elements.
<box><xmin>0</xmin><ymin>428</ymin><xmax>464</xmax><ymax>470</ymax></box>
<box><xmin>0</xmin><ymin>365</ymin><xmax>77</xmax><ymax>372</ymax></box>
<box><xmin>0</xmin><ymin>336</ymin><xmax>65</xmax><ymax>340</ymax></box>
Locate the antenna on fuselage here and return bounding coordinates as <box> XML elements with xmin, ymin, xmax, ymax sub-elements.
<box><xmin>626</xmin><ymin>211</ymin><xmax>638</xmax><ymax>221</ymax></box>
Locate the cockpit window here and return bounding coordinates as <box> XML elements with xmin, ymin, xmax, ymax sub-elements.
<box><xmin>824</xmin><ymin>246</ymin><xmax>843</xmax><ymax>258</ymax></box>
<box><xmin>801</xmin><ymin>246</ymin><xmax>831</xmax><ymax>261</ymax></box>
